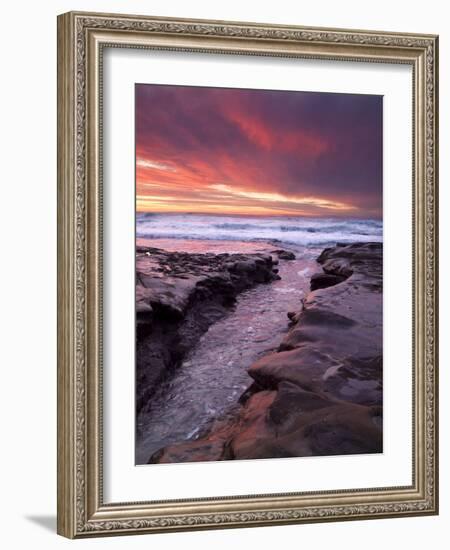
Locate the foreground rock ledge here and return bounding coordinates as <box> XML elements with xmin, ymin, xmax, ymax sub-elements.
<box><xmin>149</xmin><ymin>242</ymin><xmax>383</xmax><ymax>463</ymax></box>
<box><xmin>136</xmin><ymin>246</ymin><xmax>284</xmax><ymax>414</ymax></box>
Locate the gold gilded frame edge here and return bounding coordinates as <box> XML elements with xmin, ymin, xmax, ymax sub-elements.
<box><xmin>57</xmin><ymin>11</ymin><xmax>439</xmax><ymax>539</ymax></box>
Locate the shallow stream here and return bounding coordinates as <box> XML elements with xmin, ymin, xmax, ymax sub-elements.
<box><xmin>135</xmin><ymin>244</ymin><xmax>319</xmax><ymax>464</ymax></box>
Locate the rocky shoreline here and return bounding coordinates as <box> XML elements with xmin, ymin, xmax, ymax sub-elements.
<box><xmin>136</xmin><ymin>245</ymin><xmax>288</xmax><ymax>414</ymax></box>
<box><xmin>147</xmin><ymin>242</ymin><xmax>383</xmax><ymax>463</ymax></box>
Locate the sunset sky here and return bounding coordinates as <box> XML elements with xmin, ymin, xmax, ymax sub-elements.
<box><xmin>136</xmin><ymin>84</ymin><xmax>382</xmax><ymax>218</ymax></box>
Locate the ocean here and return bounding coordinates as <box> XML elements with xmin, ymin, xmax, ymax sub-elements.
<box><xmin>136</xmin><ymin>213</ymin><xmax>382</xmax><ymax>249</ymax></box>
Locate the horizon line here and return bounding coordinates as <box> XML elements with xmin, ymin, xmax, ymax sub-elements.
<box><xmin>135</xmin><ymin>210</ymin><xmax>382</xmax><ymax>221</ymax></box>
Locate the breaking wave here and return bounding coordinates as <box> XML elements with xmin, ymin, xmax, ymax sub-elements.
<box><xmin>136</xmin><ymin>213</ymin><xmax>382</xmax><ymax>248</ymax></box>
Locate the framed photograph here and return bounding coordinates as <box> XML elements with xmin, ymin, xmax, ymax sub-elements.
<box><xmin>57</xmin><ymin>11</ymin><xmax>439</xmax><ymax>538</ymax></box>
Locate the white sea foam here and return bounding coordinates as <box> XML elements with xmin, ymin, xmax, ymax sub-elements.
<box><xmin>136</xmin><ymin>213</ymin><xmax>382</xmax><ymax>248</ymax></box>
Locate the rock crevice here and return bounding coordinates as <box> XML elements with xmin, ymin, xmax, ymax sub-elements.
<box><xmin>136</xmin><ymin>246</ymin><xmax>282</xmax><ymax>414</ymax></box>
<box><xmin>150</xmin><ymin>242</ymin><xmax>383</xmax><ymax>463</ymax></box>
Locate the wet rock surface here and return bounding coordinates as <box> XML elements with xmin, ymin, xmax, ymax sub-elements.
<box><xmin>136</xmin><ymin>246</ymin><xmax>281</xmax><ymax>415</ymax></box>
<box><xmin>150</xmin><ymin>242</ymin><xmax>383</xmax><ymax>463</ymax></box>
<box><xmin>136</xmin><ymin>248</ymin><xmax>317</xmax><ymax>463</ymax></box>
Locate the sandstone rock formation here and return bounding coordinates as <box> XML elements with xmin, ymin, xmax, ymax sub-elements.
<box><xmin>149</xmin><ymin>242</ymin><xmax>383</xmax><ymax>463</ymax></box>
<box><xmin>136</xmin><ymin>246</ymin><xmax>282</xmax><ymax>414</ymax></box>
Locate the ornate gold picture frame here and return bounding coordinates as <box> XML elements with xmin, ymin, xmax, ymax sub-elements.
<box><xmin>57</xmin><ymin>11</ymin><xmax>438</xmax><ymax>538</ymax></box>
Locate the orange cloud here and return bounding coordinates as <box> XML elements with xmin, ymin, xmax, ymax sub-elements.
<box><xmin>135</xmin><ymin>85</ymin><xmax>383</xmax><ymax>218</ymax></box>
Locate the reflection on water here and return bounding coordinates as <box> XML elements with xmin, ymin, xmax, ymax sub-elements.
<box><xmin>135</xmin><ymin>240</ymin><xmax>319</xmax><ymax>464</ymax></box>
<box><xmin>136</xmin><ymin>237</ymin><xmax>275</xmax><ymax>255</ymax></box>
